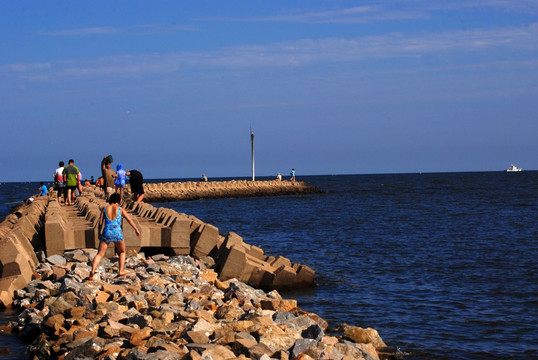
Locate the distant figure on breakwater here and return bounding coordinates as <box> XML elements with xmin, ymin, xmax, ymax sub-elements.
<box><xmin>63</xmin><ymin>159</ymin><xmax>79</xmax><ymax>206</ymax></box>
<box><xmin>101</xmin><ymin>155</ymin><xmax>117</xmax><ymax>201</ymax></box>
<box><xmin>200</xmin><ymin>174</ymin><xmax>208</xmax><ymax>182</ymax></box>
<box><xmin>76</xmin><ymin>171</ymin><xmax>83</xmax><ymax>196</ymax></box>
<box><xmin>126</xmin><ymin>169</ymin><xmax>144</xmax><ymax>202</ymax></box>
<box><xmin>53</xmin><ymin>161</ymin><xmax>66</xmax><ymax>204</ymax></box>
<box><xmin>115</xmin><ymin>163</ymin><xmax>127</xmax><ymax>200</ymax></box>
<box><xmin>39</xmin><ymin>182</ymin><xmax>47</xmax><ymax>196</ymax></box>
<box><xmin>95</xmin><ymin>176</ymin><xmax>104</xmax><ymax>193</ymax></box>
<box><xmin>89</xmin><ymin>193</ymin><xmax>141</xmax><ymax>280</ymax></box>
<box><xmin>290</xmin><ymin>168</ymin><xmax>296</xmax><ymax>181</ymax></box>
<box><xmin>276</xmin><ymin>173</ymin><xmax>282</xmax><ymax>181</ymax></box>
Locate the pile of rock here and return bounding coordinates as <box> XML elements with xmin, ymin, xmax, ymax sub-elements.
<box><xmin>7</xmin><ymin>249</ymin><xmax>392</xmax><ymax>360</ymax></box>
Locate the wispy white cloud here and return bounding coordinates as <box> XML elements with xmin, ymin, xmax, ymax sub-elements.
<box><xmin>423</xmin><ymin>0</ymin><xmax>538</xmax><ymax>13</ymax></box>
<box><xmin>40</xmin><ymin>26</ymin><xmax>121</xmax><ymax>36</ymax></box>
<box><xmin>206</xmin><ymin>5</ymin><xmax>429</xmax><ymax>24</ymax></box>
<box><xmin>4</xmin><ymin>23</ymin><xmax>537</xmax><ymax>80</ymax></box>
<box><xmin>40</xmin><ymin>24</ymin><xmax>198</xmax><ymax>36</ymax></box>
<box><xmin>205</xmin><ymin>1</ymin><xmax>538</xmax><ymax>24</ymax></box>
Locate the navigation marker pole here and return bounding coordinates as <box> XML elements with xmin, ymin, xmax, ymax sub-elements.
<box><xmin>250</xmin><ymin>126</ymin><xmax>255</xmax><ymax>181</ymax></box>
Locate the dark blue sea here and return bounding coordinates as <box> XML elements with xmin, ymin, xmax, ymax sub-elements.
<box><xmin>1</xmin><ymin>172</ymin><xmax>537</xmax><ymax>359</ymax></box>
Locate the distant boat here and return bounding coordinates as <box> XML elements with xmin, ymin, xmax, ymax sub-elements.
<box><xmin>505</xmin><ymin>164</ymin><xmax>522</xmax><ymax>172</ymax></box>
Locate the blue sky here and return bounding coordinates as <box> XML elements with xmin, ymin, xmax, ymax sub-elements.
<box><xmin>1</xmin><ymin>1</ymin><xmax>537</xmax><ymax>182</ymax></box>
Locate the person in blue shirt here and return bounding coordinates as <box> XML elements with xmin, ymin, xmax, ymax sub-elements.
<box><xmin>290</xmin><ymin>168</ymin><xmax>296</xmax><ymax>181</ymax></box>
<box><xmin>115</xmin><ymin>163</ymin><xmax>127</xmax><ymax>200</ymax></box>
<box><xmin>39</xmin><ymin>182</ymin><xmax>47</xmax><ymax>196</ymax></box>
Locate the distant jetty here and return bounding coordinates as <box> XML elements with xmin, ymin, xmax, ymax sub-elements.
<box><xmin>128</xmin><ymin>179</ymin><xmax>322</xmax><ymax>202</ymax></box>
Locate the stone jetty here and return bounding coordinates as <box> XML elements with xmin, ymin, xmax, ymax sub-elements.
<box><xmin>127</xmin><ymin>180</ymin><xmax>322</xmax><ymax>202</ymax></box>
<box><xmin>0</xmin><ymin>182</ymin><xmax>401</xmax><ymax>359</ymax></box>
<box><xmin>0</xmin><ymin>184</ymin><xmax>315</xmax><ymax>309</ymax></box>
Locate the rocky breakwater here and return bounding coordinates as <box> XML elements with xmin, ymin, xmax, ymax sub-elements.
<box><xmin>5</xmin><ymin>249</ymin><xmax>396</xmax><ymax>360</ymax></box>
<box><xmin>128</xmin><ymin>180</ymin><xmax>321</xmax><ymax>202</ymax></box>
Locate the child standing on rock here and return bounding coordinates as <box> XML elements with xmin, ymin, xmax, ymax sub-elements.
<box><xmin>89</xmin><ymin>193</ymin><xmax>140</xmax><ymax>280</ymax></box>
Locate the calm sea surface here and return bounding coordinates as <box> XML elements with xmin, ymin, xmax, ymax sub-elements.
<box><xmin>1</xmin><ymin>172</ymin><xmax>537</xmax><ymax>359</ymax></box>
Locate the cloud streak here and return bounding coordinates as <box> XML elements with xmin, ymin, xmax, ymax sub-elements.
<box><xmin>206</xmin><ymin>1</ymin><xmax>538</xmax><ymax>24</ymax></box>
<box><xmin>4</xmin><ymin>23</ymin><xmax>536</xmax><ymax>81</ymax></box>
<box><xmin>206</xmin><ymin>5</ymin><xmax>429</xmax><ymax>24</ymax></box>
<box><xmin>40</xmin><ymin>24</ymin><xmax>198</xmax><ymax>36</ymax></box>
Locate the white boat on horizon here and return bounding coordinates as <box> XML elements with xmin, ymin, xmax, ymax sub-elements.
<box><xmin>506</xmin><ymin>164</ymin><xmax>522</xmax><ymax>172</ymax></box>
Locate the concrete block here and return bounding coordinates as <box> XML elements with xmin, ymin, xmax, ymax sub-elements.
<box><xmin>217</xmin><ymin>246</ymin><xmax>247</xmax><ymax>281</ymax></box>
<box><xmin>123</xmin><ymin>217</ymin><xmax>146</xmax><ymax>249</ymax></box>
<box><xmin>293</xmin><ymin>265</ymin><xmax>315</xmax><ymax>288</ymax></box>
<box><xmin>191</xmin><ymin>223</ymin><xmax>219</xmax><ymax>259</ymax></box>
<box><xmin>223</xmin><ymin>232</ymin><xmax>244</xmax><ymax>250</ymax></box>
<box><xmin>270</xmin><ymin>256</ymin><xmax>292</xmax><ymax>269</ymax></box>
<box><xmin>247</xmin><ymin>245</ymin><xmax>265</xmax><ymax>261</ymax></box>
<box><xmin>148</xmin><ymin>225</ymin><xmax>162</xmax><ymax>246</ymax></box>
<box><xmin>0</xmin><ymin>275</ymin><xmax>28</xmax><ymax>309</ymax></box>
<box><xmin>8</xmin><ymin>232</ymin><xmax>39</xmax><ymax>267</ymax></box>
<box><xmin>169</xmin><ymin>217</ymin><xmax>191</xmax><ymax>249</ymax></box>
<box><xmin>45</xmin><ymin>218</ymin><xmax>66</xmax><ymax>256</ymax></box>
<box><xmin>0</xmin><ymin>237</ymin><xmax>37</xmax><ymax>284</ymax></box>
<box><xmin>272</xmin><ymin>265</ymin><xmax>296</xmax><ymax>289</ymax></box>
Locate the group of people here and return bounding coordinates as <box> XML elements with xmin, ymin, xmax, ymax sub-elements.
<box><xmin>52</xmin><ymin>159</ymin><xmax>84</xmax><ymax>205</ymax></box>
<box><xmin>100</xmin><ymin>155</ymin><xmax>144</xmax><ymax>203</ymax></box>
<box><xmin>275</xmin><ymin>168</ymin><xmax>296</xmax><ymax>181</ymax></box>
<box><xmin>91</xmin><ymin>155</ymin><xmax>144</xmax><ymax>280</ymax></box>
<box><xmin>49</xmin><ymin>156</ymin><xmax>145</xmax><ymax>280</ymax></box>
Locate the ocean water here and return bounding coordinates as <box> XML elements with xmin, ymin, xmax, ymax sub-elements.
<box><xmin>1</xmin><ymin>172</ymin><xmax>537</xmax><ymax>359</ymax></box>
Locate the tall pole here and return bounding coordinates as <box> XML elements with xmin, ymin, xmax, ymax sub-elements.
<box><xmin>251</xmin><ymin>127</ymin><xmax>255</xmax><ymax>181</ymax></box>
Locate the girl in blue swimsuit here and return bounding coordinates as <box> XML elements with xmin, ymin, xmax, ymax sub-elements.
<box><xmin>89</xmin><ymin>193</ymin><xmax>140</xmax><ymax>280</ymax></box>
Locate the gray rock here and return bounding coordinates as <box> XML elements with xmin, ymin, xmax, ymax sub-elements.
<box><xmin>146</xmin><ymin>263</ymin><xmax>161</xmax><ymax>273</ymax></box>
<box><xmin>63</xmin><ymin>249</ymin><xmax>84</xmax><ymax>262</ymax></box>
<box><xmin>151</xmin><ymin>254</ymin><xmax>169</xmax><ymax>262</ymax></box>
<box><xmin>290</xmin><ymin>338</ymin><xmax>317</xmax><ymax>359</ymax></box>
<box><xmin>64</xmin><ymin>337</ymin><xmax>106</xmax><ymax>359</ymax></box>
<box><xmin>60</xmin><ymin>276</ymin><xmax>83</xmax><ymax>295</ymax></box>
<box><xmin>273</xmin><ymin>311</ymin><xmax>296</xmax><ymax>324</ymax></box>
<box><xmin>127</xmin><ymin>314</ymin><xmax>152</xmax><ymax>328</ymax></box>
<box><xmin>301</xmin><ymin>324</ymin><xmax>324</xmax><ymax>341</ymax></box>
<box><xmin>142</xmin><ymin>284</ymin><xmax>165</xmax><ymax>293</ymax></box>
<box><xmin>49</xmin><ymin>296</ymin><xmax>73</xmax><ymax>316</ymax></box>
<box><xmin>46</xmin><ymin>254</ymin><xmax>67</xmax><ymax>265</ymax></box>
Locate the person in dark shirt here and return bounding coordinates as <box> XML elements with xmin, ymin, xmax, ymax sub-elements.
<box><xmin>126</xmin><ymin>169</ymin><xmax>144</xmax><ymax>202</ymax></box>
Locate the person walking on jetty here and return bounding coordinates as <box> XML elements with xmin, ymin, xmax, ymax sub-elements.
<box><xmin>126</xmin><ymin>169</ymin><xmax>144</xmax><ymax>202</ymax></box>
<box><xmin>53</xmin><ymin>161</ymin><xmax>66</xmax><ymax>204</ymax></box>
<box><xmin>101</xmin><ymin>155</ymin><xmax>117</xmax><ymax>201</ymax></box>
<box><xmin>89</xmin><ymin>193</ymin><xmax>140</xmax><ymax>280</ymax></box>
<box><xmin>115</xmin><ymin>163</ymin><xmax>127</xmax><ymax>199</ymax></box>
<box><xmin>290</xmin><ymin>168</ymin><xmax>296</xmax><ymax>181</ymax></box>
<box><xmin>63</xmin><ymin>159</ymin><xmax>79</xmax><ymax>205</ymax></box>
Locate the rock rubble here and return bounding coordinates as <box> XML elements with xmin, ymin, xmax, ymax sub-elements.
<box><xmin>6</xmin><ymin>249</ymin><xmax>394</xmax><ymax>360</ymax></box>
